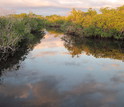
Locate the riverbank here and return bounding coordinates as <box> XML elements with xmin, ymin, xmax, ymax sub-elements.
<box><xmin>0</xmin><ymin>13</ymin><xmax>45</xmax><ymax>61</ymax></box>
<box><xmin>45</xmin><ymin>5</ymin><xmax>124</xmax><ymax>40</ymax></box>
<box><xmin>0</xmin><ymin>5</ymin><xmax>124</xmax><ymax>61</ymax></box>
<box><xmin>1</xmin><ymin>29</ymin><xmax>124</xmax><ymax>73</ymax></box>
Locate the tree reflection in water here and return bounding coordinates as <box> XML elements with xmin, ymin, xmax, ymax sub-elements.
<box><xmin>0</xmin><ymin>32</ymin><xmax>45</xmax><ymax>76</ymax></box>
<box><xmin>0</xmin><ymin>29</ymin><xmax>124</xmax><ymax>75</ymax></box>
<box><xmin>0</xmin><ymin>30</ymin><xmax>124</xmax><ymax>107</ymax></box>
<box><xmin>62</xmin><ymin>34</ymin><xmax>124</xmax><ymax>61</ymax></box>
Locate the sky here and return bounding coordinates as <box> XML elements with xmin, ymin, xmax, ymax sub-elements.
<box><xmin>0</xmin><ymin>0</ymin><xmax>124</xmax><ymax>15</ymax></box>
<box><xmin>0</xmin><ymin>0</ymin><xmax>123</xmax><ymax>8</ymax></box>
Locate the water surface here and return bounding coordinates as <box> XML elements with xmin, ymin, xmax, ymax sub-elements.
<box><xmin>0</xmin><ymin>30</ymin><xmax>124</xmax><ymax>107</ymax></box>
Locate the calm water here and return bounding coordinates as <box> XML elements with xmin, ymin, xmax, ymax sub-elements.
<box><xmin>0</xmin><ymin>30</ymin><xmax>124</xmax><ymax>107</ymax></box>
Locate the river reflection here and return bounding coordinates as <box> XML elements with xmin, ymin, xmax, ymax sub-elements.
<box><xmin>0</xmin><ymin>30</ymin><xmax>124</xmax><ymax>107</ymax></box>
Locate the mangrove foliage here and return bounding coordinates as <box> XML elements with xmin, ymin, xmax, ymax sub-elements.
<box><xmin>0</xmin><ymin>5</ymin><xmax>124</xmax><ymax>61</ymax></box>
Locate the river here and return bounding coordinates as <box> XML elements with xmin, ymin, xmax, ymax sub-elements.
<box><xmin>0</xmin><ymin>30</ymin><xmax>124</xmax><ymax>107</ymax></box>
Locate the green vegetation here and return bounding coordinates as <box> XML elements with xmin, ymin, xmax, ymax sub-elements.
<box><xmin>0</xmin><ymin>5</ymin><xmax>124</xmax><ymax>61</ymax></box>
<box><xmin>0</xmin><ymin>30</ymin><xmax>45</xmax><ymax>73</ymax></box>
<box><xmin>0</xmin><ymin>13</ymin><xmax>45</xmax><ymax>61</ymax></box>
<box><xmin>45</xmin><ymin>5</ymin><xmax>124</xmax><ymax>39</ymax></box>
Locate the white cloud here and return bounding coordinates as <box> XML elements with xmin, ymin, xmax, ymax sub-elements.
<box><xmin>0</xmin><ymin>0</ymin><xmax>123</xmax><ymax>8</ymax></box>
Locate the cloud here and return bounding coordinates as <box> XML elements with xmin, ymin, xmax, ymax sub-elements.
<box><xmin>0</xmin><ymin>8</ymin><xmax>15</xmax><ymax>16</ymax></box>
<box><xmin>0</xmin><ymin>76</ymin><xmax>120</xmax><ymax>107</ymax></box>
<box><xmin>34</xmin><ymin>33</ymin><xmax>64</xmax><ymax>49</ymax></box>
<box><xmin>32</xmin><ymin>51</ymin><xmax>58</xmax><ymax>57</ymax></box>
<box><xmin>0</xmin><ymin>0</ymin><xmax>123</xmax><ymax>8</ymax></box>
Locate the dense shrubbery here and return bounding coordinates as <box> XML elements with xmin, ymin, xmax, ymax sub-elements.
<box><xmin>45</xmin><ymin>5</ymin><xmax>124</xmax><ymax>40</ymax></box>
<box><xmin>0</xmin><ymin>5</ymin><xmax>124</xmax><ymax>60</ymax></box>
<box><xmin>0</xmin><ymin>13</ymin><xmax>45</xmax><ymax>60</ymax></box>
<box><xmin>0</xmin><ymin>30</ymin><xmax>45</xmax><ymax>72</ymax></box>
